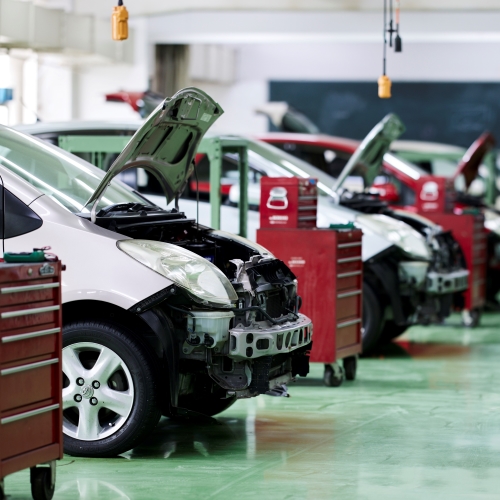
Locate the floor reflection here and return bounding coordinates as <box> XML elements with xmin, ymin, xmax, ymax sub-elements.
<box><xmin>124</xmin><ymin>417</ymin><xmax>245</xmax><ymax>459</ymax></box>
<box><xmin>369</xmin><ymin>340</ymin><xmax>472</xmax><ymax>359</ymax></box>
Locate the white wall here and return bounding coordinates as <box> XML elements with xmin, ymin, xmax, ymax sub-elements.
<box><xmin>143</xmin><ymin>10</ymin><xmax>500</xmax><ymax>136</ymax></box>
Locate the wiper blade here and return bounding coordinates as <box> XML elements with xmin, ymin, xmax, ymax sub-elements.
<box><xmin>97</xmin><ymin>202</ymin><xmax>159</xmax><ymax>217</ymax></box>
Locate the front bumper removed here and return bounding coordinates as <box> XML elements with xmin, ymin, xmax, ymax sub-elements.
<box><xmin>426</xmin><ymin>269</ymin><xmax>469</xmax><ymax>294</ymax></box>
<box><xmin>228</xmin><ymin>313</ymin><xmax>312</xmax><ymax>361</ymax></box>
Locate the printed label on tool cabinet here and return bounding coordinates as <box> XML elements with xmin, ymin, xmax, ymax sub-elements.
<box><xmin>288</xmin><ymin>257</ymin><xmax>306</xmax><ymax>268</ymax></box>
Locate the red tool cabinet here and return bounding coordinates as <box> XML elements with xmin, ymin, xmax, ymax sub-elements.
<box><xmin>0</xmin><ymin>261</ymin><xmax>62</xmax><ymax>500</ymax></box>
<box><xmin>414</xmin><ymin>175</ymin><xmax>487</xmax><ymax>314</ymax></box>
<box><xmin>257</xmin><ymin>177</ymin><xmax>362</xmax><ymax>386</ymax></box>
<box><xmin>419</xmin><ymin>212</ymin><xmax>486</xmax><ymax>311</ymax></box>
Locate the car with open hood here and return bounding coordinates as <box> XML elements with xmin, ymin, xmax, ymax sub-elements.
<box><xmin>258</xmin><ymin>127</ymin><xmax>500</xmax><ymax>310</ymax></box>
<box><xmin>16</xmin><ymin>119</ymin><xmax>442</xmax><ymax>353</ymax></box>
<box><xmin>0</xmin><ymin>88</ymin><xmax>313</xmax><ymax>457</ymax></box>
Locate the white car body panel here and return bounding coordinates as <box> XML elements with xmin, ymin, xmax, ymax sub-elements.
<box><xmin>4</xmin><ymin>189</ymin><xmax>175</xmax><ymax>310</ymax></box>
<box><xmin>0</xmin><ymin>166</ymin><xmax>42</xmax><ymax>205</ymax></box>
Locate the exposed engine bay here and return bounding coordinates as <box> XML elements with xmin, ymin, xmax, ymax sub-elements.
<box><xmin>338</xmin><ymin>191</ymin><xmax>469</xmax><ymax>325</ymax></box>
<box><xmin>81</xmin><ymin>203</ymin><xmax>312</xmax><ymax>402</ymax></box>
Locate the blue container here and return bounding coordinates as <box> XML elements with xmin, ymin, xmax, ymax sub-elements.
<box><xmin>0</xmin><ymin>88</ymin><xmax>13</xmax><ymax>104</ymax></box>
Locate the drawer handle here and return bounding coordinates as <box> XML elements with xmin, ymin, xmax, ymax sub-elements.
<box><xmin>337</xmin><ymin>271</ymin><xmax>362</xmax><ymax>278</ymax></box>
<box><xmin>337</xmin><ymin>290</ymin><xmax>362</xmax><ymax>299</ymax></box>
<box><xmin>338</xmin><ymin>242</ymin><xmax>362</xmax><ymax>249</ymax></box>
<box><xmin>338</xmin><ymin>256</ymin><xmax>362</xmax><ymax>264</ymax></box>
<box><xmin>1</xmin><ymin>283</ymin><xmax>60</xmax><ymax>294</ymax></box>
<box><xmin>1</xmin><ymin>357</ymin><xmax>59</xmax><ymax>376</ymax></box>
<box><xmin>337</xmin><ymin>318</ymin><xmax>362</xmax><ymax>329</ymax></box>
<box><xmin>1</xmin><ymin>404</ymin><xmax>60</xmax><ymax>425</ymax></box>
<box><xmin>1</xmin><ymin>305</ymin><xmax>60</xmax><ymax>319</ymax></box>
<box><xmin>2</xmin><ymin>327</ymin><xmax>60</xmax><ymax>344</ymax></box>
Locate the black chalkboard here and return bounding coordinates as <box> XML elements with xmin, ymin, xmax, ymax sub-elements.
<box><xmin>269</xmin><ymin>81</ymin><xmax>500</xmax><ymax>148</ymax></box>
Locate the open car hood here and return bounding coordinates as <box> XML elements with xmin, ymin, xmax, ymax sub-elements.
<box><xmin>333</xmin><ymin>114</ymin><xmax>405</xmax><ymax>192</ymax></box>
<box><xmin>85</xmin><ymin>87</ymin><xmax>223</xmax><ymax>220</ymax></box>
<box><xmin>255</xmin><ymin>102</ymin><xmax>320</xmax><ymax>134</ymax></box>
<box><xmin>452</xmin><ymin>132</ymin><xmax>496</xmax><ymax>189</ymax></box>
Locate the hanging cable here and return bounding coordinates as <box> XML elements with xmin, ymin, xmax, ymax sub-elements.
<box><xmin>395</xmin><ymin>0</ymin><xmax>402</xmax><ymax>52</ymax></box>
<box><xmin>378</xmin><ymin>0</ymin><xmax>392</xmax><ymax>98</ymax></box>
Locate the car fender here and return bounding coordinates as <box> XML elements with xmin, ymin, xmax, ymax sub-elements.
<box><xmin>4</xmin><ymin>195</ymin><xmax>173</xmax><ymax>310</ymax></box>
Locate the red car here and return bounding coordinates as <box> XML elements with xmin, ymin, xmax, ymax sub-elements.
<box><xmin>258</xmin><ymin>131</ymin><xmax>500</xmax><ymax>315</ymax></box>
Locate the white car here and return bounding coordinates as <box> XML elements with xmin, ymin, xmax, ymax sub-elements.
<box><xmin>16</xmin><ymin>117</ymin><xmax>468</xmax><ymax>351</ymax></box>
<box><xmin>0</xmin><ymin>88</ymin><xmax>312</xmax><ymax>457</ymax></box>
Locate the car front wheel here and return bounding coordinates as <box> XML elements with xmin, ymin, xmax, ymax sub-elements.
<box><xmin>362</xmin><ymin>282</ymin><xmax>383</xmax><ymax>353</ymax></box>
<box><xmin>62</xmin><ymin>321</ymin><xmax>161</xmax><ymax>457</ymax></box>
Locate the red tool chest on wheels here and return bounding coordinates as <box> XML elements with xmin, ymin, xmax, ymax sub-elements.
<box><xmin>414</xmin><ymin>175</ymin><xmax>487</xmax><ymax>325</ymax></box>
<box><xmin>0</xmin><ymin>261</ymin><xmax>62</xmax><ymax>500</ymax></box>
<box><xmin>257</xmin><ymin>177</ymin><xmax>363</xmax><ymax>386</ymax></box>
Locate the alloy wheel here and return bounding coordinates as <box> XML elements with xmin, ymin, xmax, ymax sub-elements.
<box><xmin>62</xmin><ymin>342</ymin><xmax>135</xmax><ymax>441</ymax></box>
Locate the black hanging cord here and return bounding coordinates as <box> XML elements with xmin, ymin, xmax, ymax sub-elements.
<box><xmin>0</xmin><ymin>174</ymin><xmax>4</xmax><ymax>258</ymax></box>
<box><xmin>193</xmin><ymin>160</ymin><xmax>200</xmax><ymax>235</ymax></box>
<box><xmin>383</xmin><ymin>0</ymin><xmax>387</xmax><ymax>75</ymax></box>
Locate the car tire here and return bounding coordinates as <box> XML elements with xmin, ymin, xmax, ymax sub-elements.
<box><xmin>379</xmin><ymin>321</ymin><xmax>408</xmax><ymax>344</ymax></box>
<box><xmin>362</xmin><ymin>282</ymin><xmax>383</xmax><ymax>353</ymax></box>
<box><xmin>62</xmin><ymin>320</ymin><xmax>161</xmax><ymax>457</ymax></box>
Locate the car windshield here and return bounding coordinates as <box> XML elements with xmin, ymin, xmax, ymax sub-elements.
<box><xmin>0</xmin><ymin>127</ymin><xmax>152</xmax><ymax>214</ymax></box>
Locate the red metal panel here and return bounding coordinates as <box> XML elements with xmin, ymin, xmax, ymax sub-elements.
<box><xmin>260</xmin><ymin>177</ymin><xmax>317</xmax><ymax>229</ymax></box>
<box><xmin>419</xmin><ymin>213</ymin><xmax>486</xmax><ymax>309</ymax></box>
<box><xmin>257</xmin><ymin>228</ymin><xmax>363</xmax><ymax>364</ymax></box>
<box><xmin>0</xmin><ymin>261</ymin><xmax>63</xmax><ymax>483</ymax></box>
<box><xmin>415</xmin><ymin>176</ymin><xmax>455</xmax><ymax>214</ymax></box>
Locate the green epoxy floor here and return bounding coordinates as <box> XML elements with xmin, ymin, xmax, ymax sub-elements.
<box><xmin>5</xmin><ymin>314</ymin><xmax>500</xmax><ymax>499</ymax></box>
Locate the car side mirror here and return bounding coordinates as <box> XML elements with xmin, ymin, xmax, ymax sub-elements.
<box><xmin>370</xmin><ymin>182</ymin><xmax>400</xmax><ymax>202</ymax></box>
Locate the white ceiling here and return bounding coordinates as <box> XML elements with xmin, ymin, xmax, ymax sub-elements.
<box><xmin>32</xmin><ymin>0</ymin><xmax>500</xmax><ymax>18</ymax></box>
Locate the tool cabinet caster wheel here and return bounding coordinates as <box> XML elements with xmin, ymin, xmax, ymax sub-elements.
<box><xmin>323</xmin><ymin>364</ymin><xmax>344</xmax><ymax>387</ymax></box>
<box><xmin>343</xmin><ymin>356</ymin><xmax>357</xmax><ymax>381</ymax></box>
<box><xmin>462</xmin><ymin>308</ymin><xmax>481</xmax><ymax>328</ymax></box>
<box><xmin>30</xmin><ymin>464</ymin><xmax>55</xmax><ymax>500</ymax></box>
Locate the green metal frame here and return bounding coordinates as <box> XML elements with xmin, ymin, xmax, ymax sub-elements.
<box><xmin>58</xmin><ymin>135</ymin><xmax>131</xmax><ymax>172</ymax></box>
<box><xmin>58</xmin><ymin>134</ymin><xmax>250</xmax><ymax>237</ymax></box>
<box><xmin>198</xmin><ymin>136</ymin><xmax>249</xmax><ymax>238</ymax></box>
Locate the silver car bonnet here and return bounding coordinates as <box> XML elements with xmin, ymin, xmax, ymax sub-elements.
<box><xmin>84</xmin><ymin>87</ymin><xmax>223</xmax><ymax>221</ymax></box>
<box><xmin>332</xmin><ymin>113</ymin><xmax>405</xmax><ymax>192</ymax></box>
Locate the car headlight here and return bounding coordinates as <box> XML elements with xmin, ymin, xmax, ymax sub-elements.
<box><xmin>356</xmin><ymin>214</ymin><xmax>431</xmax><ymax>261</ymax></box>
<box><xmin>118</xmin><ymin>239</ymin><xmax>238</xmax><ymax>307</ymax></box>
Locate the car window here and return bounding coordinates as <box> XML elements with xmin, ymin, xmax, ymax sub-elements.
<box><xmin>0</xmin><ymin>127</ymin><xmax>152</xmax><ymax>214</ymax></box>
<box><xmin>0</xmin><ymin>187</ymin><xmax>43</xmax><ymax>239</ymax></box>
<box><xmin>277</xmin><ymin>142</ymin><xmax>350</xmax><ymax>179</ymax></box>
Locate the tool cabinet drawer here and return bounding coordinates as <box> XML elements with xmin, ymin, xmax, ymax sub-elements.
<box><xmin>336</xmin><ymin>291</ymin><xmax>362</xmax><ymax>322</ymax></box>
<box><xmin>336</xmin><ymin>319</ymin><xmax>361</xmax><ymax>349</ymax></box>
<box><xmin>337</xmin><ymin>241</ymin><xmax>362</xmax><ymax>260</ymax></box>
<box><xmin>0</xmin><ymin>357</ymin><xmax>59</xmax><ymax>412</ymax></box>
<box><xmin>0</xmin><ymin>403</ymin><xmax>60</xmax><ymax>460</ymax></box>
<box><xmin>1</xmin><ymin>325</ymin><xmax>59</xmax><ymax>364</ymax></box>
<box><xmin>0</xmin><ymin>301</ymin><xmax>60</xmax><ymax>331</ymax></box>
<box><xmin>0</xmin><ymin>280</ymin><xmax>60</xmax><ymax>307</ymax></box>
<box><xmin>336</xmin><ymin>270</ymin><xmax>362</xmax><ymax>292</ymax></box>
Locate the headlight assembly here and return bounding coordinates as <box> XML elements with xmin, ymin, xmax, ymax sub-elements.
<box><xmin>118</xmin><ymin>239</ymin><xmax>238</xmax><ymax>307</ymax></box>
<box><xmin>357</xmin><ymin>213</ymin><xmax>431</xmax><ymax>261</ymax></box>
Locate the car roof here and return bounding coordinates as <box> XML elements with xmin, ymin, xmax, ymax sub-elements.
<box><xmin>391</xmin><ymin>140</ymin><xmax>465</xmax><ymax>156</ymax></box>
<box><xmin>15</xmin><ymin>120</ymin><xmax>143</xmax><ymax>135</ymax></box>
<box><xmin>256</xmin><ymin>132</ymin><xmax>360</xmax><ymax>152</ymax></box>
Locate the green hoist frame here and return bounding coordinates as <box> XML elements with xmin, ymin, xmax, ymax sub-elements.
<box><xmin>58</xmin><ymin>134</ymin><xmax>250</xmax><ymax>238</ymax></box>
<box><xmin>197</xmin><ymin>136</ymin><xmax>249</xmax><ymax>238</ymax></box>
